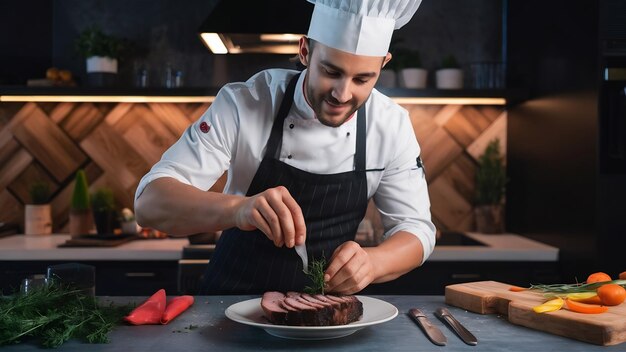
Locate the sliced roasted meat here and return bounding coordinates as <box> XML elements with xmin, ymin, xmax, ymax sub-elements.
<box><xmin>261</xmin><ymin>291</ymin><xmax>363</xmax><ymax>326</ymax></box>
<box><xmin>261</xmin><ymin>291</ymin><xmax>288</xmax><ymax>324</ymax></box>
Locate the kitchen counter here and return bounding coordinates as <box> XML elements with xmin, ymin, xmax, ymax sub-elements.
<box><xmin>0</xmin><ymin>295</ymin><xmax>621</xmax><ymax>351</ymax></box>
<box><xmin>0</xmin><ymin>232</ymin><xmax>558</xmax><ymax>262</ymax></box>
<box><xmin>429</xmin><ymin>232</ymin><xmax>559</xmax><ymax>262</ymax></box>
<box><xmin>0</xmin><ymin>233</ymin><xmax>559</xmax><ymax>295</ymax></box>
<box><xmin>0</xmin><ymin>234</ymin><xmax>188</xmax><ymax>261</ymax></box>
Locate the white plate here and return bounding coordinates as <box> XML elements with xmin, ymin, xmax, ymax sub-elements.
<box><xmin>225</xmin><ymin>295</ymin><xmax>398</xmax><ymax>340</ymax></box>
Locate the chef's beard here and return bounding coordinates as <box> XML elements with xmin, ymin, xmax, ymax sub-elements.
<box><xmin>305</xmin><ymin>83</ymin><xmax>361</xmax><ymax>128</ymax></box>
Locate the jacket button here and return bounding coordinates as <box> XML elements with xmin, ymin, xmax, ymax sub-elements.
<box><xmin>287</xmin><ymin>154</ymin><xmax>293</xmax><ymax>159</ymax></box>
<box><xmin>289</xmin><ymin>123</ymin><xmax>294</xmax><ymax>129</ymax></box>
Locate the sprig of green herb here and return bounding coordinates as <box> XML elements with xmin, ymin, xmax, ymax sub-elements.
<box><xmin>304</xmin><ymin>256</ymin><xmax>327</xmax><ymax>295</ymax></box>
<box><xmin>0</xmin><ymin>282</ymin><xmax>131</xmax><ymax>348</ymax></box>
<box><xmin>530</xmin><ymin>279</ymin><xmax>626</xmax><ymax>295</ymax></box>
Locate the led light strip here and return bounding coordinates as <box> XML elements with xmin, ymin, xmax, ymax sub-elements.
<box><xmin>0</xmin><ymin>95</ymin><xmax>216</xmax><ymax>103</ymax></box>
<box><xmin>1</xmin><ymin>95</ymin><xmax>506</xmax><ymax>105</ymax></box>
<box><xmin>393</xmin><ymin>97</ymin><xmax>506</xmax><ymax>105</ymax></box>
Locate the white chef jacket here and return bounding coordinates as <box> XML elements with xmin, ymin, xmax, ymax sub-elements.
<box><xmin>135</xmin><ymin>68</ymin><xmax>436</xmax><ymax>263</ymax></box>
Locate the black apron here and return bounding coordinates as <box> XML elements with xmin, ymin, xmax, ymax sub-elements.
<box><xmin>200</xmin><ymin>73</ymin><xmax>369</xmax><ymax>294</ymax></box>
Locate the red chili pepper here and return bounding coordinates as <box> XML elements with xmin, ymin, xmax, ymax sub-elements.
<box><xmin>124</xmin><ymin>289</ymin><xmax>166</xmax><ymax>325</ymax></box>
<box><xmin>160</xmin><ymin>295</ymin><xmax>194</xmax><ymax>324</ymax></box>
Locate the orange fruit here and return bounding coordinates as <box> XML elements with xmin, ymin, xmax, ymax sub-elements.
<box><xmin>46</xmin><ymin>67</ymin><xmax>59</xmax><ymax>80</ymax></box>
<box><xmin>586</xmin><ymin>272</ymin><xmax>612</xmax><ymax>284</ymax></box>
<box><xmin>597</xmin><ymin>284</ymin><xmax>626</xmax><ymax>306</ymax></box>
<box><xmin>59</xmin><ymin>70</ymin><xmax>72</xmax><ymax>82</ymax></box>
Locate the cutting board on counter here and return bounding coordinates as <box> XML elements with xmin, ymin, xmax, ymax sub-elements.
<box><xmin>445</xmin><ymin>281</ymin><xmax>626</xmax><ymax>346</ymax></box>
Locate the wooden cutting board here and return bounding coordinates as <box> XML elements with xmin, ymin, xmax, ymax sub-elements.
<box><xmin>445</xmin><ymin>281</ymin><xmax>626</xmax><ymax>346</ymax></box>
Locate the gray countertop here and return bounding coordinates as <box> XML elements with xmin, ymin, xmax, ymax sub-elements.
<box><xmin>1</xmin><ymin>295</ymin><xmax>621</xmax><ymax>351</ymax></box>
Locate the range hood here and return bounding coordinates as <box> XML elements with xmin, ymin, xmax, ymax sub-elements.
<box><xmin>198</xmin><ymin>0</ymin><xmax>313</xmax><ymax>54</ymax></box>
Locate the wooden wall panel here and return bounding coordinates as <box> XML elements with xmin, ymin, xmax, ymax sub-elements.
<box><xmin>0</xmin><ymin>138</ymin><xmax>21</xmax><ymax>170</ymax></box>
<box><xmin>149</xmin><ymin>103</ymin><xmax>193</xmax><ymax>137</ymax></box>
<box><xmin>7</xmin><ymin>162</ymin><xmax>59</xmax><ymax>204</ymax></box>
<box><xmin>0</xmin><ymin>102</ymin><xmax>25</xmax><ymax>125</ymax></box>
<box><xmin>0</xmin><ymin>101</ymin><xmax>506</xmax><ymax>233</ymax></box>
<box><xmin>10</xmin><ymin>104</ymin><xmax>87</xmax><ymax>182</ymax></box>
<box><xmin>117</xmin><ymin>105</ymin><xmax>180</xmax><ymax>167</ymax></box>
<box><xmin>49</xmin><ymin>102</ymin><xmax>74</xmax><ymax>123</ymax></box>
<box><xmin>467</xmin><ymin>112</ymin><xmax>507</xmax><ymax>160</ymax></box>
<box><xmin>103</xmin><ymin>103</ymin><xmax>133</xmax><ymax>126</ymax></box>
<box><xmin>443</xmin><ymin>106</ymin><xmax>495</xmax><ymax>148</ymax></box>
<box><xmin>190</xmin><ymin>103</ymin><xmax>211</xmax><ymax>122</ymax></box>
<box><xmin>51</xmin><ymin>178</ymin><xmax>75</xmax><ymax>233</ymax></box>
<box><xmin>80</xmin><ymin>123</ymin><xmax>151</xmax><ymax>191</ymax></box>
<box><xmin>0</xmin><ymin>148</ymin><xmax>32</xmax><ymax>191</ymax></box>
<box><xmin>58</xmin><ymin>103</ymin><xmax>106</xmax><ymax>141</ymax></box>
<box><xmin>0</xmin><ymin>190</ymin><xmax>23</xmax><ymax>228</ymax></box>
<box><xmin>444</xmin><ymin>154</ymin><xmax>477</xmax><ymax>202</ymax></box>
<box><xmin>433</xmin><ymin>105</ymin><xmax>462</xmax><ymax>126</ymax></box>
<box><xmin>427</xmin><ymin>154</ymin><xmax>476</xmax><ymax>231</ymax></box>
<box><xmin>403</xmin><ymin>103</ymin><xmax>507</xmax><ymax>233</ymax></box>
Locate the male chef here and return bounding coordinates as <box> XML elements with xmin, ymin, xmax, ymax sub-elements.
<box><xmin>135</xmin><ymin>0</ymin><xmax>436</xmax><ymax>295</ymax></box>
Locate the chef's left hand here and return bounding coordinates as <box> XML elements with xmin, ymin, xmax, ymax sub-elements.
<box><xmin>324</xmin><ymin>241</ymin><xmax>375</xmax><ymax>295</ymax></box>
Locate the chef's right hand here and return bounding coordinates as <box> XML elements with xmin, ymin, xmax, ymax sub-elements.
<box><xmin>233</xmin><ymin>186</ymin><xmax>306</xmax><ymax>248</ymax></box>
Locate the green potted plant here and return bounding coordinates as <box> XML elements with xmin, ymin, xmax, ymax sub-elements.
<box><xmin>69</xmin><ymin>170</ymin><xmax>93</xmax><ymax>235</ymax></box>
<box><xmin>436</xmin><ymin>54</ymin><xmax>464</xmax><ymax>89</ymax></box>
<box><xmin>25</xmin><ymin>181</ymin><xmax>52</xmax><ymax>235</ymax></box>
<box><xmin>90</xmin><ymin>187</ymin><xmax>119</xmax><ymax>235</ymax></box>
<box><xmin>74</xmin><ymin>26</ymin><xmax>125</xmax><ymax>86</ymax></box>
<box><xmin>394</xmin><ymin>47</ymin><xmax>427</xmax><ymax>89</ymax></box>
<box><xmin>474</xmin><ymin>138</ymin><xmax>507</xmax><ymax>233</ymax></box>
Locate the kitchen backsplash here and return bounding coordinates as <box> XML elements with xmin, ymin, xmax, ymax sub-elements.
<box><xmin>0</xmin><ymin>101</ymin><xmax>506</xmax><ymax>235</ymax></box>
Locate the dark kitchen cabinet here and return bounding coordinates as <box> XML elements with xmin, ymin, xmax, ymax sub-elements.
<box><xmin>506</xmin><ymin>0</ymin><xmax>626</xmax><ymax>279</ymax></box>
<box><xmin>361</xmin><ymin>261</ymin><xmax>560</xmax><ymax>295</ymax></box>
<box><xmin>0</xmin><ymin>260</ymin><xmax>178</xmax><ymax>296</ymax></box>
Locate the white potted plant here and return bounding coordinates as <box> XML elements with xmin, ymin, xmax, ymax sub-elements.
<box><xmin>394</xmin><ymin>48</ymin><xmax>428</xmax><ymax>89</ymax></box>
<box><xmin>377</xmin><ymin>68</ymin><xmax>397</xmax><ymax>88</ymax></box>
<box><xmin>376</xmin><ymin>38</ymin><xmax>401</xmax><ymax>89</ymax></box>
<box><xmin>75</xmin><ymin>27</ymin><xmax>125</xmax><ymax>87</ymax></box>
<box><xmin>24</xmin><ymin>181</ymin><xmax>52</xmax><ymax>235</ymax></box>
<box><xmin>436</xmin><ymin>54</ymin><xmax>464</xmax><ymax>89</ymax></box>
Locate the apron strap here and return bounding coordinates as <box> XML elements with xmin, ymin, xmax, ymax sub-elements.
<box><xmin>265</xmin><ymin>73</ymin><xmax>300</xmax><ymax>159</ymax></box>
<box><xmin>355</xmin><ymin>103</ymin><xmax>366</xmax><ymax>172</ymax></box>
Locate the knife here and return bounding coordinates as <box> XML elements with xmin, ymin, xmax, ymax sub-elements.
<box><xmin>295</xmin><ymin>244</ymin><xmax>308</xmax><ymax>274</ymax></box>
<box><xmin>408</xmin><ymin>308</ymin><xmax>447</xmax><ymax>346</ymax></box>
<box><xmin>434</xmin><ymin>307</ymin><xmax>478</xmax><ymax>346</ymax></box>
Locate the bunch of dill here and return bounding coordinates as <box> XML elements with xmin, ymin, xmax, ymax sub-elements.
<box><xmin>0</xmin><ymin>282</ymin><xmax>131</xmax><ymax>348</ymax></box>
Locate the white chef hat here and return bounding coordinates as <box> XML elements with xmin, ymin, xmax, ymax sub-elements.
<box><xmin>307</xmin><ymin>0</ymin><xmax>422</xmax><ymax>57</ymax></box>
